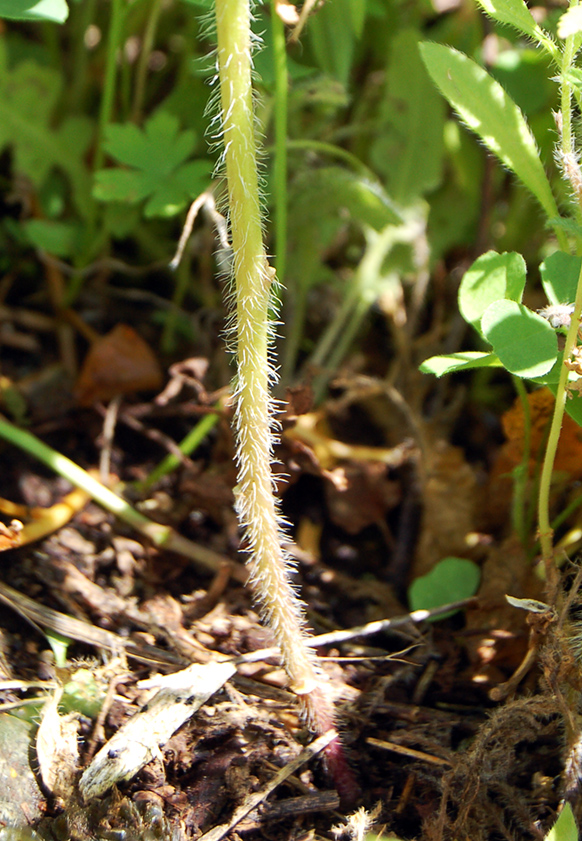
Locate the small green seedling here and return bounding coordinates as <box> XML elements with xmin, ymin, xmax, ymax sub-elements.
<box><xmin>419</xmin><ymin>0</ymin><xmax>582</xmax><ymax>589</ymax></box>
<box><xmin>408</xmin><ymin>557</ymin><xmax>480</xmax><ymax>619</ymax></box>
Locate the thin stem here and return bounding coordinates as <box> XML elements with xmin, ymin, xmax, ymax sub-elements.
<box><xmin>214</xmin><ymin>0</ymin><xmax>319</xmax><ymax>693</ymax></box>
<box><xmin>95</xmin><ymin>0</ymin><xmax>125</xmax><ymax>171</ymax></box>
<box><xmin>269</xmin><ymin>1</ymin><xmax>288</xmax><ymax>284</ymax></box>
<box><xmin>537</xmin><ymin>260</ymin><xmax>582</xmax><ymax>589</ymax></box>
<box><xmin>131</xmin><ymin>0</ymin><xmax>165</xmax><ymax>122</ymax></box>
<box><xmin>511</xmin><ymin>376</ymin><xmax>531</xmax><ymax>546</ymax></box>
<box><xmin>0</xmin><ymin>415</ymin><xmax>247</xmax><ymax>581</ymax></box>
<box><xmin>139</xmin><ymin>411</ymin><xmax>220</xmax><ymax>491</ymax></box>
<box><xmin>67</xmin><ymin>0</ymin><xmax>98</xmax><ymax>112</ymax></box>
<box><xmin>286</xmin><ymin>138</ymin><xmax>376</xmax><ymax>179</ymax></box>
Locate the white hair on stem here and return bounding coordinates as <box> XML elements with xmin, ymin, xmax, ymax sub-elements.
<box><xmin>212</xmin><ymin>0</ymin><xmax>322</xmax><ymax>698</ymax></box>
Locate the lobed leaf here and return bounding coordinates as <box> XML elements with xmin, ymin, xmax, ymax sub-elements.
<box><xmin>94</xmin><ymin>111</ymin><xmax>212</xmax><ymax>218</ymax></box>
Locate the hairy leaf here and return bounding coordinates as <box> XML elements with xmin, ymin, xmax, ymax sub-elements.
<box><xmin>0</xmin><ymin>0</ymin><xmax>68</xmax><ymax>22</ymax></box>
<box><xmin>419</xmin><ymin>42</ymin><xmax>558</xmax><ymax>221</ymax></box>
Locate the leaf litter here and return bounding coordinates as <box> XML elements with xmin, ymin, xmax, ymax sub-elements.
<box><xmin>0</xmin><ymin>273</ymin><xmax>581</xmax><ymax>841</ymax></box>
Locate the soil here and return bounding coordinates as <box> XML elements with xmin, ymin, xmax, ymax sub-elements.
<box><xmin>0</xmin><ymin>259</ymin><xmax>580</xmax><ymax>841</ymax></box>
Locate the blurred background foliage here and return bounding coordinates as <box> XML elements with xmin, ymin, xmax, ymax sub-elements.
<box><xmin>0</xmin><ymin>0</ymin><xmax>562</xmax><ymax>398</ymax></box>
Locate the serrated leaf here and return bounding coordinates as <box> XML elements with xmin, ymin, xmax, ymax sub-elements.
<box><xmin>371</xmin><ymin>31</ymin><xmax>444</xmax><ymax>204</ymax></box>
<box><xmin>459</xmin><ymin>250</ymin><xmax>526</xmax><ymax>334</ymax></box>
<box><xmin>0</xmin><ymin>0</ymin><xmax>68</xmax><ymax>22</ymax></box>
<box><xmin>540</xmin><ymin>252</ymin><xmax>582</xmax><ymax>306</ymax></box>
<box><xmin>408</xmin><ymin>558</ymin><xmax>480</xmax><ymax>620</ymax></box>
<box><xmin>94</xmin><ymin>111</ymin><xmax>211</xmax><ymax>218</ymax></box>
<box><xmin>420</xmin><ymin>351</ymin><xmax>501</xmax><ymax>377</ymax></box>
<box><xmin>481</xmin><ymin>299</ymin><xmax>558</xmax><ymax>377</ymax></box>
<box><xmin>419</xmin><ymin>42</ymin><xmax>559</xmax><ymax>221</ymax></box>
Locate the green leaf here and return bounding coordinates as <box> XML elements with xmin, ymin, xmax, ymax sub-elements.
<box><xmin>370</xmin><ymin>30</ymin><xmax>445</xmax><ymax>204</ymax></box>
<box><xmin>23</xmin><ymin>220</ymin><xmax>81</xmax><ymax>257</ymax></box>
<box><xmin>544</xmin><ymin>804</ymin><xmax>577</xmax><ymax>841</ymax></box>
<box><xmin>459</xmin><ymin>250</ymin><xmax>527</xmax><ymax>334</ymax></box>
<box><xmin>408</xmin><ymin>557</ymin><xmax>481</xmax><ymax>619</ymax></box>
<box><xmin>0</xmin><ymin>0</ymin><xmax>68</xmax><ymax>22</ymax></box>
<box><xmin>474</xmin><ymin>0</ymin><xmax>541</xmax><ymax>41</ymax></box>
<box><xmin>419</xmin><ymin>43</ymin><xmax>559</xmax><ymax>221</ymax></box>
<box><xmin>349</xmin><ymin>0</ymin><xmax>366</xmax><ymax>37</ymax></box>
<box><xmin>94</xmin><ymin>111</ymin><xmax>212</xmax><ymax>218</ymax></box>
<box><xmin>420</xmin><ymin>351</ymin><xmax>501</xmax><ymax>377</ymax></box>
<box><xmin>481</xmin><ymin>299</ymin><xmax>558</xmax><ymax>377</ymax></box>
<box><xmin>307</xmin><ymin>0</ymin><xmax>359</xmax><ymax>85</ymax></box>
<box><xmin>0</xmin><ymin>49</ymin><xmax>93</xmax><ymax>219</ymax></box>
<box><xmin>563</xmin><ymin>66</ymin><xmax>582</xmax><ymax>96</ymax></box>
<box><xmin>540</xmin><ymin>251</ymin><xmax>581</xmax><ymax>306</ymax></box>
<box><xmin>46</xmin><ymin>630</ymin><xmax>69</xmax><ymax>668</ymax></box>
<box><xmin>473</xmin><ymin>0</ymin><xmax>558</xmax><ymax>60</ymax></box>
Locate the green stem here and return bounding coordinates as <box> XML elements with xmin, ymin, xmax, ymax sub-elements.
<box><xmin>511</xmin><ymin>376</ymin><xmax>531</xmax><ymax>546</ymax></box>
<box><xmin>286</xmin><ymin>138</ymin><xmax>376</xmax><ymax>179</ymax></box>
<box><xmin>161</xmin><ymin>249</ymin><xmax>191</xmax><ymax>354</ymax></box>
<box><xmin>537</xmin><ymin>260</ymin><xmax>582</xmax><ymax>588</ymax></box>
<box><xmin>95</xmin><ymin>0</ymin><xmax>126</xmax><ymax>171</ymax></box>
<box><xmin>67</xmin><ymin>0</ymin><xmax>98</xmax><ymax>113</ymax></box>
<box><xmin>269</xmin><ymin>1</ymin><xmax>288</xmax><ymax>284</ymax></box>
<box><xmin>214</xmin><ymin>0</ymin><xmax>319</xmax><ymax>694</ymax></box>
<box><xmin>139</xmin><ymin>411</ymin><xmax>220</xmax><ymax>491</ymax></box>
<box><xmin>131</xmin><ymin>0</ymin><xmax>165</xmax><ymax>122</ymax></box>
<box><xmin>0</xmin><ymin>415</ymin><xmax>246</xmax><ymax>581</ymax></box>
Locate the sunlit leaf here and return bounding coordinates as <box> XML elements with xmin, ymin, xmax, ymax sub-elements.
<box><xmin>419</xmin><ymin>43</ymin><xmax>559</xmax><ymax>221</ymax></box>
<box><xmin>459</xmin><ymin>250</ymin><xmax>526</xmax><ymax>334</ymax></box>
<box><xmin>481</xmin><ymin>299</ymin><xmax>558</xmax><ymax>377</ymax></box>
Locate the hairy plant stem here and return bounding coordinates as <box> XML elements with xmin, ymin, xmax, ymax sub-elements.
<box><xmin>214</xmin><ymin>0</ymin><xmax>320</xmax><ymax>693</ymax></box>
<box><xmin>537</xmin><ymin>32</ymin><xmax>582</xmax><ymax>591</ymax></box>
<box><xmin>212</xmin><ymin>4</ymin><xmax>357</xmax><ymax>796</ymax></box>
<box><xmin>269</xmin><ymin>0</ymin><xmax>288</xmax><ymax>284</ymax></box>
<box><xmin>537</xmin><ymin>271</ymin><xmax>582</xmax><ymax>591</ymax></box>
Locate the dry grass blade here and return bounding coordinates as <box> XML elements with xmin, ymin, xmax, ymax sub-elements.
<box><xmin>197</xmin><ymin>729</ymin><xmax>338</xmax><ymax>841</ymax></box>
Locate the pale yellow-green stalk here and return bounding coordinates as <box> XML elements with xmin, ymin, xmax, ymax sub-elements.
<box><xmin>214</xmin><ymin>0</ymin><xmax>319</xmax><ymax>697</ymax></box>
